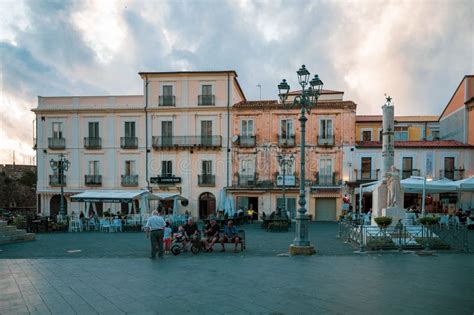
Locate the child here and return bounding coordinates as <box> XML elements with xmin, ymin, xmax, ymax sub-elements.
<box><xmin>163</xmin><ymin>221</ymin><xmax>173</xmax><ymax>253</ymax></box>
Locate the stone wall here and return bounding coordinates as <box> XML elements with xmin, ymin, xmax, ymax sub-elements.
<box><xmin>0</xmin><ymin>164</ymin><xmax>37</xmax><ymax>210</ymax></box>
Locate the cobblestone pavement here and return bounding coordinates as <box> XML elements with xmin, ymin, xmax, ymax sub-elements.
<box><xmin>1</xmin><ymin>222</ymin><xmax>473</xmax><ymax>314</ymax></box>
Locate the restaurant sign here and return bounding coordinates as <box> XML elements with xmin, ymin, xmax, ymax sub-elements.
<box><xmin>150</xmin><ymin>176</ymin><xmax>182</xmax><ymax>184</ymax></box>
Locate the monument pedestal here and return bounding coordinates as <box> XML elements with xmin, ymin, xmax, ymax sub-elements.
<box><xmin>289</xmin><ymin>244</ymin><xmax>316</xmax><ymax>255</ymax></box>
<box><xmin>382</xmin><ymin>207</ymin><xmax>406</xmax><ymax>226</ymax></box>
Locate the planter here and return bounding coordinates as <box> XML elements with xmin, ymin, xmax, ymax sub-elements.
<box><xmin>374</xmin><ymin>216</ymin><xmax>392</xmax><ymax>228</ymax></box>
<box><xmin>419</xmin><ymin>216</ymin><xmax>440</xmax><ymax>226</ymax></box>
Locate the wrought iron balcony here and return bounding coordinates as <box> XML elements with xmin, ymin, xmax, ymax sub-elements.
<box><xmin>317</xmin><ymin>135</ymin><xmax>335</xmax><ymax>146</ymax></box>
<box><xmin>354</xmin><ymin>170</ymin><xmax>379</xmax><ymax>182</ymax></box>
<box><xmin>314</xmin><ymin>172</ymin><xmax>340</xmax><ymax>186</ymax></box>
<box><xmin>440</xmin><ymin>169</ymin><xmax>464</xmax><ymax>180</ymax></box>
<box><xmin>152</xmin><ymin>136</ymin><xmax>222</xmax><ymax>149</ymax></box>
<box><xmin>159</xmin><ymin>95</ymin><xmax>176</xmax><ymax>106</ymax></box>
<box><xmin>402</xmin><ymin>169</ymin><xmax>420</xmax><ymax>179</ymax></box>
<box><xmin>120</xmin><ymin>137</ymin><xmax>138</xmax><ymax>149</ymax></box>
<box><xmin>198</xmin><ymin>174</ymin><xmax>215</xmax><ymax>186</ymax></box>
<box><xmin>121</xmin><ymin>174</ymin><xmax>139</xmax><ymax>186</ymax></box>
<box><xmin>198</xmin><ymin>95</ymin><xmax>215</xmax><ymax>106</ymax></box>
<box><xmin>84</xmin><ymin>137</ymin><xmax>102</xmax><ymax>149</ymax></box>
<box><xmin>239</xmin><ymin>136</ymin><xmax>256</xmax><ymax>147</ymax></box>
<box><xmin>278</xmin><ymin>135</ymin><xmax>296</xmax><ymax>147</ymax></box>
<box><xmin>49</xmin><ymin>175</ymin><xmax>66</xmax><ymax>186</ymax></box>
<box><xmin>85</xmin><ymin>175</ymin><xmax>102</xmax><ymax>186</ymax></box>
<box><xmin>48</xmin><ymin>137</ymin><xmax>66</xmax><ymax>150</ymax></box>
<box><xmin>237</xmin><ymin>173</ymin><xmax>257</xmax><ymax>186</ymax></box>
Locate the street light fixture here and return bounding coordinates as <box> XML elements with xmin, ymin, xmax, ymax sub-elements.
<box><xmin>50</xmin><ymin>153</ymin><xmax>70</xmax><ymax>219</ymax></box>
<box><xmin>278</xmin><ymin>65</ymin><xmax>323</xmax><ymax>254</ymax></box>
<box><xmin>277</xmin><ymin>153</ymin><xmax>295</xmax><ymax>218</ymax></box>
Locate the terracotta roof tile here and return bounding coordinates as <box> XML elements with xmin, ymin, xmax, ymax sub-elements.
<box><xmin>356</xmin><ymin>115</ymin><xmax>439</xmax><ymax>123</ymax></box>
<box><xmin>288</xmin><ymin>89</ymin><xmax>343</xmax><ymax>95</ymax></box>
<box><xmin>356</xmin><ymin>140</ymin><xmax>473</xmax><ymax>148</ymax></box>
<box><xmin>233</xmin><ymin>100</ymin><xmax>356</xmax><ymax>110</ymax></box>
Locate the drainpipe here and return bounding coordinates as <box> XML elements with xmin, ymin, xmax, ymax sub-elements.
<box><xmin>227</xmin><ymin>72</ymin><xmax>230</xmax><ymax>188</ymax></box>
<box><xmin>145</xmin><ymin>75</ymin><xmax>150</xmax><ymax>191</ymax></box>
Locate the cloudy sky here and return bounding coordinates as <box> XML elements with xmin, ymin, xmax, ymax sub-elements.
<box><xmin>0</xmin><ymin>0</ymin><xmax>473</xmax><ymax>165</ymax></box>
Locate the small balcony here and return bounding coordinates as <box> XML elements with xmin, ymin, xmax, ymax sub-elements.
<box><xmin>159</xmin><ymin>95</ymin><xmax>176</xmax><ymax>106</ymax></box>
<box><xmin>48</xmin><ymin>137</ymin><xmax>66</xmax><ymax>150</ymax></box>
<box><xmin>440</xmin><ymin>169</ymin><xmax>464</xmax><ymax>180</ymax></box>
<box><xmin>120</xmin><ymin>137</ymin><xmax>138</xmax><ymax>149</ymax></box>
<box><xmin>278</xmin><ymin>135</ymin><xmax>296</xmax><ymax>147</ymax></box>
<box><xmin>121</xmin><ymin>174</ymin><xmax>139</xmax><ymax>186</ymax></box>
<box><xmin>317</xmin><ymin>135</ymin><xmax>335</xmax><ymax>146</ymax></box>
<box><xmin>84</xmin><ymin>137</ymin><xmax>102</xmax><ymax>149</ymax></box>
<box><xmin>49</xmin><ymin>175</ymin><xmax>66</xmax><ymax>186</ymax></box>
<box><xmin>198</xmin><ymin>95</ymin><xmax>215</xmax><ymax>106</ymax></box>
<box><xmin>354</xmin><ymin>170</ymin><xmax>379</xmax><ymax>182</ymax></box>
<box><xmin>314</xmin><ymin>172</ymin><xmax>340</xmax><ymax>186</ymax></box>
<box><xmin>85</xmin><ymin>175</ymin><xmax>102</xmax><ymax>186</ymax></box>
<box><xmin>237</xmin><ymin>173</ymin><xmax>257</xmax><ymax>186</ymax></box>
<box><xmin>239</xmin><ymin>136</ymin><xmax>256</xmax><ymax>147</ymax></box>
<box><xmin>152</xmin><ymin>136</ymin><xmax>222</xmax><ymax>149</ymax></box>
<box><xmin>198</xmin><ymin>174</ymin><xmax>215</xmax><ymax>187</ymax></box>
<box><xmin>402</xmin><ymin>169</ymin><xmax>420</xmax><ymax>179</ymax></box>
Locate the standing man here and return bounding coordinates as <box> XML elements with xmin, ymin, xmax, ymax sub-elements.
<box><xmin>145</xmin><ymin>210</ymin><xmax>166</xmax><ymax>259</ymax></box>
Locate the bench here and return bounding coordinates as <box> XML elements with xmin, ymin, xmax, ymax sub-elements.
<box><xmin>218</xmin><ymin>229</ymin><xmax>246</xmax><ymax>251</ymax></box>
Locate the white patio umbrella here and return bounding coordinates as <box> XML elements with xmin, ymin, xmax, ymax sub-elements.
<box><xmin>217</xmin><ymin>189</ymin><xmax>226</xmax><ymax>212</ymax></box>
<box><xmin>453</xmin><ymin>176</ymin><xmax>474</xmax><ymax>191</ymax></box>
<box><xmin>173</xmin><ymin>196</ymin><xmax>179</xmax><ymax>216</ymax></box>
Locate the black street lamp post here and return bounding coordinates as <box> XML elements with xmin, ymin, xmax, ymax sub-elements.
<box><xmin>278</xmin><ymin>65</ymin><xmax>323</xmax><ymax>254</ymax></box>
<box><xmin>50</xmin><ymin>153</ymin><xmax>70</xmax><ymax>219</ymax></box>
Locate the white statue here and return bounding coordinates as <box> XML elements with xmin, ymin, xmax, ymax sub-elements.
<box><xmin>386</xmin><ymin>165</ymin><xmax>401</xmax><ymax>208</ymax></box>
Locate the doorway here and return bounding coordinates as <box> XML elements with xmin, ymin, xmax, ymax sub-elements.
<box><xmin>237</xmin><ymin>196</ymin><xmax>259</xmax><ymax>219</ymax></box>
<box><xmin>199</xmin><ymin>192</ymin><xmax>216</xmax><ymax>219</ymax></box>
<box><xmin>50</xmin><ymin>195</ymin><xmax>67</xmax><ymax>218</ymax></box>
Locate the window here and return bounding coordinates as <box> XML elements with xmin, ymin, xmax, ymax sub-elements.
<box><xmin>201</xmin><ymin>121</ymin><xmax>212</xmax><ymax>137</ymax></box>
<box><xmin>163</xmin><ymin>85</ymin><xmax>173</xmax><ymax>96</ymax></box>
<box><xmin>125</xmin><ymin>121</ymin><xmax>135</xmax><ymax>137</ymax></box>
<box><xmin>161</xmin><ymin>121</ymin><xmax>173</xmax><ymax>146</ymax></box>
<box><xmin>395</xmin><ymin>126</ymin><xmax>409</xmax><ymax>141</ymax></box>
<box><xmin>202</xmin><ymin>85</ymin><xmax>212</xmax><ymax>95</ymax></box>
<box><xmin>125</xmin><ymin>160</ymin><xmax>136</xmax><ymax>176</ymax></box>
<box><xmin>241</xmin><ymin>120</ymin><xmax>254</xmax><ymax>136</ymax></box>
<box><xmin>240</xmin><ymin>159</ymin><xmax>255</xmax><ymax>175</ymax></box>
<box><xmin>202</xmin><ymin>160</ymin><xmax>212</xmax><ymax>175</ymax></box>
<box><xmin>89</xmin><ymin>161</ymin><xmax>100</xmax><ymax>175</ymax></box>
<box><xmin>431</xmin><ymin>130</ymin><xmax>440</xmax><ymax>140</ymax></box>
<box><xmin>402</xmin><ymin>157</ymin><xmax>413</xmax><ymax>179</ymax></box>
<box><xmin>379</xmin><ymin>129</ymin><xmax>383</xmax><ymax>141</ymax></box>
<box><xmin>161</xmin><ymin>161</ymin><xmax>173</xmax><ymax>177</ymax></box>
<box><xmin>319</xmin><ymin>119</ymin><xmax>333</xmax><ymax>139</ymax></box>
<box><xmin>88</xmin><ymin>122</ymin><xmax>99</xmax><ymax>138</ymax></box>
<box><xmin>319</xmin><ymin>158</ymin><xmax>333</xmax><ymax>184</ymax></box>
<box><xmin>362</xmin><ymin>130</ymin><xmax>372</xmax><ymax>141</ymax></box>
<box><xmin>52</xmin><ymin>122</ymin><xmax>62</xmax><ymax>138</ymax></box>
<box><xmin>280</xmin><ymin>119</ymin><xmax>294</xmax><ymax>139</ymax></box>
<box><xmin>361</xmin><ymin>157</ymin><xmax>372</xmax><ymax>179</ymax></box>
<box><xmin>444</xmin><ymin>157</ymin><xmax>455</xmax><ymax>179</ymax></box>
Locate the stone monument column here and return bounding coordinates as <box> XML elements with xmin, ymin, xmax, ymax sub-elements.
<box><xmin>382</xmin><ymin>96</ymin><xmax>394</xmax><ymax>179</ymax></box>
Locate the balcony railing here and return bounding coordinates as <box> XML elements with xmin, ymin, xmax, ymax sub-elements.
<box><xmin>239</xmin><ymin>136</ymin><xmax>256</xmax><ymax>147</ymax></box>
<box><xmin>84</xmin><ymin>137</ymin><xmax>102</xmax><ymax>149</ymax></box>
<box><xmin>84</xmin><ymin>175</ymin><xmax>102</xmax><ymax>186</ymax></box>
<box><xmin>49</xmin><ymin>175</ymin><xmax>66</xmax><ymax>186</ymax></box>
<box><xmin>159</xmin><ymin>95</ymin><xmax>176</xmax><ymax>106</ymax></box>
<box><xmin>278</xmin><ymin>135</ymin><xmax>296</xmax><ymax>147</ymax></box>
<box><xmin>237</xmin><ymin>173</ymin><xmax>257</xmax><ymax>186</ymax></box>
<box><xmin>48</xmin><ymin>137</ymin><xmax>66</xmax><ymax>150</ymax></box>
<box><xmin>152</xmin><ymin>136</ymin><xmax>222</xmax><ymax>149</ymax></box>
<box><xmin>198</xmin><ymin>95</ymin><xmax>215</xmax><ymax>106</ymax></box>
<box><xmin>354</xmin><ymin>170</ymin><xmax>379</xmax><ymax>182</ymax></box>
<box><xmin>402</xmin><ymin>169</ymin><xmax>420</xmax><ymax>179</ymax></box>
<box><xmin>198</xmin><ymin>174</ymin><xmax>215</xmax><ymax>186</ymax></box>
<box><xmin>120</xmin><ymin>137</ymin><xmax>138</xmax><ymax>149</ymax></box>
<box><xmin>440</xmin><ymin>169</ymin><xmax>464</xmax><ymax>180</ymax></box>
<box><xmin>317</xmin><ymin>135</ymin><xmax>335</xmax><ymax>146</ymax></box>
<box><xmin>121</xmin><ymin>174</ymin><xmax>139</xmax><ymax>186</ymax></box>
<box><xmin>314</xmin><ymin>172</ymin><xmax>339</xmax><ymax>186</ymax></box>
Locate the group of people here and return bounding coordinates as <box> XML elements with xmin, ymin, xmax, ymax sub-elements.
<box><xmin>144</xmin><ymin>209</ymin><xmax>241</xmax><ymax>259</ymax></box>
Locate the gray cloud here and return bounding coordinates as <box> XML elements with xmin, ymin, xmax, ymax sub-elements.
<box><xmin>0</xmin><ymin>0</ymin><xmax>472</xmax><ymax>164</ymax></box>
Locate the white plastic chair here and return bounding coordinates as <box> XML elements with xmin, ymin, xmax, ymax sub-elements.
<box><xmin>111</xmin><ymin>218</ymin><xmax>122</xmax><ymax>232</ymax></box>
<box><xmin>439</xmin><ymin>215</ymin><xmax>449</xmax><ymax>226</ymax></box>
<box><xmin>452</xmin><ymin>216</ymin><xmax>460</xmax><ymax>226</ymax></box>
<box><xmin>100</xmin><ymin>219</ymin><xmax>111</xmax><ymax>232</ymax></box>
<box><xmin>69</xmin><ymin>219</ymin><xmax>82</xmax><ymax>232</ymax></box>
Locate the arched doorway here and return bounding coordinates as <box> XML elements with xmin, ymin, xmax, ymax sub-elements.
<box><xmin>199</xmin><ymin>192</ymin><xmax>216</xmax><ymax>219</ymax></box>
<box><xmin>50</xmin><ymin>195</ymin><xmax>67</xmax><ymax>218</ymax></box>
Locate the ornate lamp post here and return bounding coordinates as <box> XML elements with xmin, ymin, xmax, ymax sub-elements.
<box><xmin>278</xmin><ymin>65</ymin><xmax>323</xmax><ymax>255</ymax></box>
<box><xmin>50</xmin><ymin>153</ymin><xmax>70</xmax><ymax>219</ymax></box>
<box><xmin>277</xmin><ymin>153</ymin><xmax>294</xmax><ymax>218</ymax></box>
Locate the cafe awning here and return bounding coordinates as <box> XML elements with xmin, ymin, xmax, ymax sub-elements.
<box><xmin>71</xmin><ymin>190</ymin><xmax>156</xmax><ymax>203</ymax></box>
<box><xmin>400</xmin><ymin>178</ymin><xmax>458</xmax><ymax>193</ymax></box>
<box><xmin>453</xmin><ymin>176</ymin><xmax>474</xmax><ymax>191</ymax></box>
<box><xmin>152</xmin><ymin>192</ymin><xmax>187</xmax><ymax>201</ymax></box>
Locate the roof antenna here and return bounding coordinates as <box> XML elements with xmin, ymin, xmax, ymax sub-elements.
<box><xmin>257</xmin><ymin>84</ymin><xmax>262</xmax><ymax>100</ymax></box>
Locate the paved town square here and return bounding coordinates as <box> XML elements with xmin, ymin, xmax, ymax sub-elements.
<box><xmin>1</xmin><ymin>223</ymin><xmax>474</xmax><ymax>314</ymax></box>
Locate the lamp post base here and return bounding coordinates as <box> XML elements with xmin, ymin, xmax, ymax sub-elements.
<box><xmin>289</xmin><ymin>244</ymin><xmax>316</xmax><ymax>255</ymax></box>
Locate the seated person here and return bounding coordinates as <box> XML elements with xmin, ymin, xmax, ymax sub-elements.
<box><xmin>220</xmin><ymin>220</ymin><xmax>241</xmax><ymax>253</ymax></box>
<box><xmin>202</xmin><ymin>219</ymin><xmax>220</xmax><ymax>252</ymax></box>
<box><xmin>183</xmin><ymin>218</ymin><xmax>199</xmax><ymax>242</ymax></box>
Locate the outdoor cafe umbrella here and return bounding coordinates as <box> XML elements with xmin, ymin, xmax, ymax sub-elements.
<box><xmin>173</xmin><ymin>196</ymin><xmax>179</xmax><ymax>216</ymax></box>
<box><xmin>217</xmin><ymin>189</ymin><xmax>226</xmax><ymax>212</ymax></box>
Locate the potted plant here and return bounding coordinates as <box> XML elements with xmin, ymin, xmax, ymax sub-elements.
<box><xmin>374</xmin><ymin>216</ymin><xmax>392</xmax><ymax>228</ymax></box>
<box><xmin>419</xmin><ymin>216</ymin><xmax>440</xmax><ymax>226</ymax></box>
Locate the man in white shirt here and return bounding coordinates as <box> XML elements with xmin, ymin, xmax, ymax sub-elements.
<box><xmin>145</xmin><ymin>210</ymin><xmax>166</xmax><ymax>259</ymax></box>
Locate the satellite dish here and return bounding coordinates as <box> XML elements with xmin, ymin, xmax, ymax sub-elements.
<box><xmin>232</xmin><ymin>135</ymin><xmax>239</xmax><ymax>143</ymax></box>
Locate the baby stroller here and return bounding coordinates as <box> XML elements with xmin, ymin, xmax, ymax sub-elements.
<box><xmin>170</xmin><ymin>232</ymin><xmax>202</xmax><ymax>255</ymax></box>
